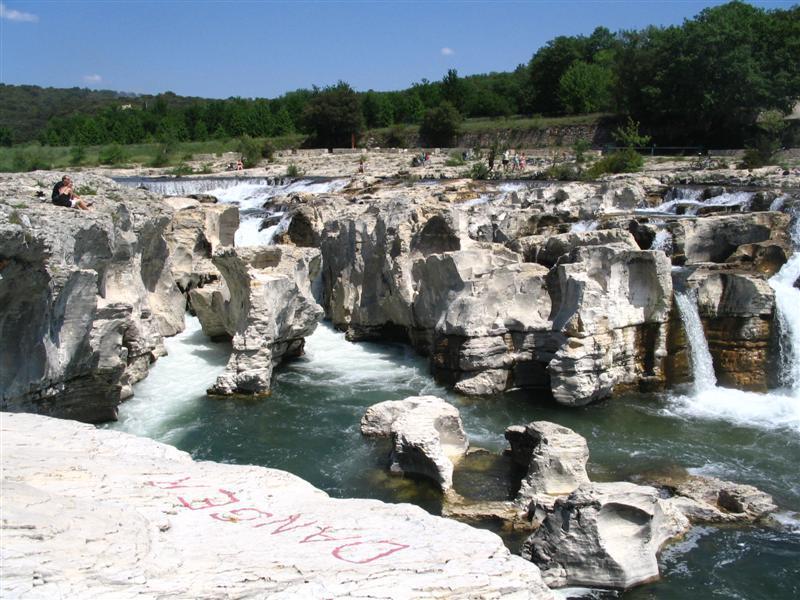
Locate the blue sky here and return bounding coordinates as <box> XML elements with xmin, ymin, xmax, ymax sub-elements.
<box><xmin>0</xmin><ymin>0</ymin><xmax>795</xmax><ymax>99</ymax></box>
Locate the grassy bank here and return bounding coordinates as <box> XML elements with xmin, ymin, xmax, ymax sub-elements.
<box><xmin>0</xmin><ymin>114</ymin><xmax>610</xmax><ymax>173</ymax></box>
<box><xmin>0</xmin><ymin>134</ymin><xmax>305</xmax><ymax>173</ymax></box>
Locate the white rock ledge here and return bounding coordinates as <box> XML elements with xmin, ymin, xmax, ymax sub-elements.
<box><xmin>1</xmin><ymin>413</ymin><xmax>553</xmax><ymax>599</ymax></box>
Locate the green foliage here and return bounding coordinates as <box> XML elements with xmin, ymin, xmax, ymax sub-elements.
<box><xmin>385</xmin><ymin>124</ymin><xmax>408</xmax><ymax>148</ymax></box>
<box><xmin>99</xmin><ymin>143</ymin><xmax>127</xmax><ymax>166</ymax></box>
<box><xmin>69</xmin><ymin>144</ymin><xmax>87</xmax><ymax>165</ymax></box>
<box><xmin>237</xmin><ymin>135</ymin><xmax>262</xmax><ymax>168</ymax></box>
<box><xmin>286</xmin><ymin>163</ymin><xmax>301</xmax><ymax>177</ymax></box>
<box><xmin>586</xmin><ymin>148</ymin><xmax>643</xmax><ymax>178</ymax></box>
<box><xmin>261</xmin><ymin>139</ymin><xmax>275</xmax><ymax>161</ymax></box>
<box><xmin>466</xmin><ymin>162</ymin><xmax>492</xmax><ymax>180</ymax></box>
<box><xmin>573</xmin><ymin>139</ymin><xmax>592</xmax><ymax>164</ymax></box>
<box><xmin>303</xmin><ymin>82</ymin><xmax>364</xmax><ymax>149</ymax></box>
<box><xmin>74</xmin><ymin>185</ymin><xmax>97</xmax><ymax>196</ymax></box>
<box><xmin>558</xmin><ymin>61</ymin><xmax>614</xmax><ymax>114</ymax></box>
<box><xmin>200</xmin><ymin>162</ymin><xmax>213</xmax><ymax>174</ymax></box>
<box><xmin>11</xmin><ymin>145</ymin><xmax>50</xmax><ymax>172</ymax></box>
<box><xmin>169</xmin><ymin>163</ymin><xmax>194</xmax><ymax>176</ymax></box>
<box><xmin>740</xmin><ymin>110</ymin><xmax>788</xmax><ymax>168</ymax></box>
<box><xmin>420</xmin><ymin>102</ymin><xmax>462</xmax><ymax>147</ymax></box>
<box><xmin>540</xmin><ymin>163</ymin><xmax>581</xmax><ymax>181</ymax></box>
<box><xmin>445</xmin><ymin>152</ymin><xmax>465</xmax><ymax>167</ymax></box>
<box><xmin>612</xmin><ymin>117</ymin><xmax>651</xmax><ymax>148</ymax></box>
<box><xmin>8</xmin><ymin>209</ymin><xmax>23</xmax><ymax>226</ymax></box>
<box><xmin>0</xmin><ymin>126</ymin><xmax>12</xmax><ymax>147</ymax></box>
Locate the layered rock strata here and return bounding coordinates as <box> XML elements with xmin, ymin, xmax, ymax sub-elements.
<box><xmin>0</xmin><ymin>173</ymin><xmax>184</xmax><ymax>422</ymax></box>
<box><xmin>189</xmin><ymin>245</ymin><xmax>323</xmax><ymax>395</ymax></box>
<box><xmin>1</xmin><ymin>412</ymin><xmax>554</xmax><ymax>599</ymax></box>
<box><xmin>361</xmin><ymin>395</ymin><xmax>469</xmax><ymax>491</ymax></box>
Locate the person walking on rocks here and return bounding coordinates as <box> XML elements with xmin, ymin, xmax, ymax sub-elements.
<box><xmin>52</xmin><ymin>176</ymin><xmax>91</xmax><ymax>210</ymax></box>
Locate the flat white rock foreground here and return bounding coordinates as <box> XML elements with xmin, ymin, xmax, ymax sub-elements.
<box><xmin>1</xmin><ymin>412</ymin><xmax>553</xmax><ymax>599</ymax></box>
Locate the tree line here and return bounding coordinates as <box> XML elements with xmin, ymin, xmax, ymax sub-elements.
<box><xmin>1</xmin><ymin>1</ymin><xmax>797</xmax><ymax>149</ymax></box>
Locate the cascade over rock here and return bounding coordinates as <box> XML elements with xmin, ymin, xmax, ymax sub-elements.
<box><xmin>190</xmin><ymin>245</ymin><xmax>323</xmax><ymax>395</ymax></box>
<box><xmin>0</xmin><ymin>173</ymin><xmax>184</xmax><ymax>422</ymax></box>
<box><xmin>1</xmin><ymin>412</ymin><xmax>554</xmax><ymax>599</ymax></box>
<box><xmin>280</xmin><ymin>178</ymin><xmax>798</xmax><ymax>405</ymax></box>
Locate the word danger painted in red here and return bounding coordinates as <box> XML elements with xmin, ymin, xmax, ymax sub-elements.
<box><xmin>146</xmin><ymin>476</ymin><xmax>409</xmax><ymax>564</ymax></box>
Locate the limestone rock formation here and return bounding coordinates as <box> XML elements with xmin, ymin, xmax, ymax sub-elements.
<box><xmin>1</xmin><ymin>412</ymin><xmax>554</xmax><ymax>599</ymax></box>
<box><xmin>164</xmin><ymin>196</ymin><xmax>238</xmax><ymax>292</ymax></box>
<box><xmin>0</xmin><ymin>172</ymin><xmax>184</xmax><ymax>422</ymax></box>
<box><xmin>361</xmin><ymin>395</ymin><xmax>468</xmax><ymax>491</ymax></box>
<box><xmin>190</xmin><ymin>245</ymin><xmax>324</xmax><ymax>395</ymax></box>
<box><xmin>521</xmin><ymin>482</ymin><xmax>691</xmax><ymax>590</ymax></box>
<box><xmin>505</xmin><ymin>421</ymin><xmax>590</xmax><ymax>504</ymax></box>
<box><xmin>547</xmin><ymin>244</ymin><xmax>673</xmax><ymax>405</ymax></box>
<box><xmin>660</xmin><ymin>475</ymin><xmax>777</xmax><ymax>523</ymax></box>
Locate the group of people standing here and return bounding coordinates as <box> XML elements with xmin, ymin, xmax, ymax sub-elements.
<box><xmin>500</xmin><ymin>149</ymin><xmax>527</xmax><ymax>172</ymax></box>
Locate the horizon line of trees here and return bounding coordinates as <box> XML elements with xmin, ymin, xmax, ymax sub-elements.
<box><xmin>1</xmin><ymin>1</ymin><xmax>797</xmax><ymax>149</ymax></box>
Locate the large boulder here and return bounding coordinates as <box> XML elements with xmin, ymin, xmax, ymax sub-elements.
<box><xmin>361</xmin><ymin>396</ymin><xmax>468</xmax><ymax>491</ymax></box>
<box><xmin>505</xmin><ymin>421</ymin><xmax>590</xmax><ymax>504</ymax></box>
<box><xmin>0</xmin><ymin>172</ymin><xmax>184</xmax><ymax>422</ymax></box>
<box><xmin>2</xmin><ymin>412</ymin><xmax>554</xmax><ymax>599</ymax></box>
<box><xmin>521</xmin><ymin>482</ymin><xmax>690</xmax><ymax>590</ymax></box>
<box><xmin>164</xmin><ymin>196</ymin><xmax>238</xmax><ymax>292</ymax></box>
<box><xmin>192</xmin><ymin>245</ymin><xmax>324</xmax><ymax>395</ymax></box>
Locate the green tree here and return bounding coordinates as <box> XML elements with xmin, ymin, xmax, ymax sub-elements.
<box><xmin>419</xmin><ymin>101</ymin><xmax>462</xmax><ymax>147</ymax></box>
<box><xmin>303</xmin><ymin>81</ymin><xmax>364</xmax><ymax>148</ymax></box>
<box><xmin>0</xmin><ymin>125</ymin><xmax>12</xmax><ymax>147</ymax></box>
<box><xmin>362</xmin><ymin>91</ymin><xmax>394</xmax><ymax>128</ymax></box>
<box><xmin>558</xmin><ymin>61</ymin><xmax>613</xmax><ymax>114</ymax></box>
<box><xmin>441</xmin><ymin>69</ymin><xmax>468</xmax><ymax>113</ymax></box>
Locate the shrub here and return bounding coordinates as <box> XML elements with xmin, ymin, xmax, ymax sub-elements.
<box><xmin>385</xmin><ymin>124</ymin><xmax>408</xmax><ymax>148</ymax></box>
<box><xmin>540</xmin><ymin>163</ymin><xmax>581</xmax><ymax>181</ymax></box>
<box><xmin>169</xmin><ymin>163</ymin><xmax>194</xmax><ymax>176</ymax></box>
<box><xmin>69</xmin><ymin>144</ymin><xmax>86</xmax><ymax>166</ymax></box>
<box><xmin>286</xmin><ymin>163</ymin><xmax>301</xmax><ymax>177</ymax></box>
<box><xmin>420</xmin><ymin>101</ymin><xmax>462</xmax><ymax>147</ymax></box>
<box><xmin>740</xmin><ymin>110</ymin><xmax>787</xmax><ymax>169</ymax></box>
<box><xmin>238</xmin><ymin>135</ymin><xmax>262</xmax><ymax>168</ymax></box>
<box><xmin>11</xmin><ymin>146</ymin><xmax>50</xmax><ymax>172</ymax></box>
<box><xmin>573</xmin><ymin>139</ymin><xmax>591</xmax><ymax>164</ymax></box>
<box><xmin>585</xmin><ymin>148</ymin><xmax>643</xmax><ymax>178</ymax></box>
<box><xmin>466</xmin><ymin>162</ymin><xmax>491</xmax><ymax>180</ymax></box>
<box><xmin>200</xmin><ymin>163</ymin><xmax>213</xmax><ymax>174</ymax></box>
<box><xmin>261</xmin><ymin>140</ymin><xmax>275</xmax><ymax>161</ymax></box>
<box><xmin>98</xmin><ymin>144</ymin><xmax>126</xmax><ymax>166</ymax></box>
<box><xmin>74</xmin><ymin>184</ymin><xmax>97</xmax><ymax>196</ymax></box>
<box><xmin>445</xmin><ymin>151</ymin><xmax>465</xmax><ymax>167</ymax></box>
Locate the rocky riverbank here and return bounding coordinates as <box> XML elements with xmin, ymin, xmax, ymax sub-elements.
<box><xmin>1</xmin><ymin>412</ymin><xmax>553</xmax><ymax>599</ymax></box>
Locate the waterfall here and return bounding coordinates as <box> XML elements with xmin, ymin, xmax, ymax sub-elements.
<box><xmin>768</xmin><ymin>213</ymin><xmax>800</xmax><ymax>393</ymax></box>
<box><xmin>570</xmin><ymin>220</ymin><xmax>598</xmax><ymax>233</ymax></box>
<box><xmin>674</xmin><ymin>290</ymin><xmax>717</xmax><ymax>394</ymax></box>
<box><xmin>638</xmin><ymin>188</ymin><xmax>753</xmax><ymax>216</ymax></box>
<box><xmin>650</xmin><ymin>230</ymin><xmax>673</xmax><ymax>254</ymax></box>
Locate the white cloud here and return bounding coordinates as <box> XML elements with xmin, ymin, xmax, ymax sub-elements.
<box><xmin>0</xmin><ymin>2</ymin><xmax>39</xmax><ymax>22</ymax></box>
<box><xmin>83</xmin><ymin>74</ymin><xmax>103</xmax><ymax>84</ymax></box>
<box><xmin>441</xmin><ymin>47</ymin><xmax>455</xmax><ymax>56</ymax></box>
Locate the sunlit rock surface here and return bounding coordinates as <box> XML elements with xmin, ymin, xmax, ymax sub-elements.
<box><xmin>192</xmin><ymin>245</ymin><xmax>324</xmax><ymax>395</ymax></box>
<box><xmin>361</xmin><ymin>395</ymin><xmax>469</xmax><ymax>491</ymax></box>
<box><xmin>1</xmin><ymin>412</ymin><xmax>553</xmax><ymax>599</ymax></box>
<box><xmin>0</xmin><ymin>172</ymin><xmax>184</xmax><ymax>422</ymax></box>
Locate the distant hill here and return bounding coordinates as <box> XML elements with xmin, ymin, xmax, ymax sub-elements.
<box><xmin>0</xmin><ymin>84</ymin><xmax>203</xmax><ymax>144</ymax></box>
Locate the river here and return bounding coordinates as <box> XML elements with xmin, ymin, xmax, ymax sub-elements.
<box><xmin>109</xmin><ymin>177</ymin><xmax>800</xmax><ymax>599</ymax></box>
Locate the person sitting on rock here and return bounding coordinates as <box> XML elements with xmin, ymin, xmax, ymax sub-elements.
<box><xmin>51</xmin><ymin>176</ymin><xmax>91</xmax><ymax>210</ymax></box>
<box><xmin>236</xmin><ymin>159</ymin><xmax>244</xmax><ymax>171</ymax></box>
